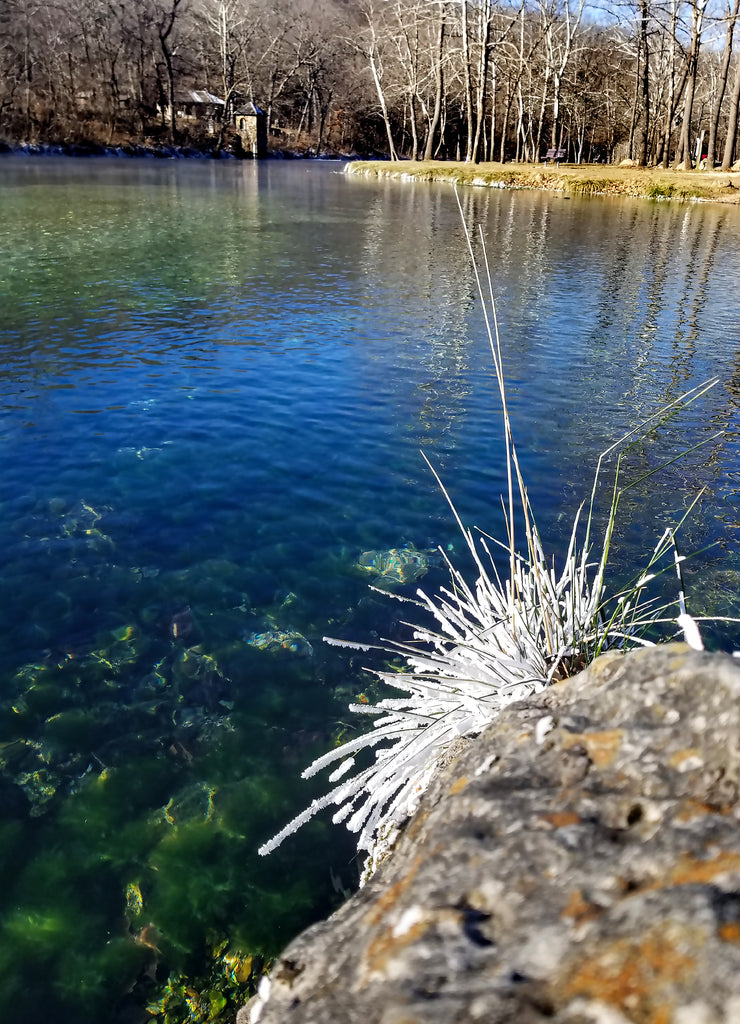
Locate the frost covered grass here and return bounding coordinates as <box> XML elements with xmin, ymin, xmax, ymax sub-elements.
<box><xmin>258</xmin><ymin>206</ymin><xmax>722</xmax><ymax>876</ymax></box>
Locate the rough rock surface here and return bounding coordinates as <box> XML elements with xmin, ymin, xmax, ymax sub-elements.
<box><xmin>240</xmin><ymin>645</ymin><xmax>740</xmax><ymax>1024</ymax></box>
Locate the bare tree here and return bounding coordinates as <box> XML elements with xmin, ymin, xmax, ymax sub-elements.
<box><xmin>542</xmin><ymin>0</ymin><xmax>586</xmax><ymax>151</ymax></box>
<box><xmin>720</xmin><ymin>47</ymin><xmax>740</xmax><ymax>168</ymax></box>
<box><xmin>705</xmin><ymin>0</ymin><xmax>740</xmax><ymax>167</ymax></box>
<box><xmin>424</xmin><ymin>1</ymin><xmax>447</xmax><ymax>159</ymax></box>
<box><xmin>674</xmin><ymin>0</ymin><xmax>709</xmax><ymax>167</ymax></box>
<box><xmin>156</xmin><ymin>0</ymin><xmax>185</xmax><ymax>142</ymax></box>
<box><xmin>0</xmin><ymin>0</ymin><xmax>737</xmax><ymax>163</ymax></box>
<box><xmin>360</xmin><ymin>0</ymin><xmax>401</xmax><ymax>159</ymax></box>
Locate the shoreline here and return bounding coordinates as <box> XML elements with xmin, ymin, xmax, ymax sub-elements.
<box><xmin>346</xmin><ymin>159</ymin><xmax>740</xmax><ymax>206</ymax></box>
<box><xmin>5</xmin><ymin>143</ymin><xmax>739</xmax><ymax>207</ymax></box>
<box><xmin>0</xmin><ymin>140</ymin><xmax>355</xmax><ymax>162</ymax></box>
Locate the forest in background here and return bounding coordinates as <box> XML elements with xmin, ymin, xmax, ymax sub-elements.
<box><xmin>2</xmin><ymin>0</ymin><xmax>740</xmax><ymax>169</ymax></box>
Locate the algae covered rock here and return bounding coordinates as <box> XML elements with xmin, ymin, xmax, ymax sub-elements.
<box><xmin>241</xmin><ymin>645</ymin><xmax>740</xmax><ymax>1024</ymax></box>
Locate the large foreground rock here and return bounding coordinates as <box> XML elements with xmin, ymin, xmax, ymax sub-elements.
<box><xmin>241</xmin><ymin>645</ymin><xmax>740</xmax><ymax>1024</ymax></box>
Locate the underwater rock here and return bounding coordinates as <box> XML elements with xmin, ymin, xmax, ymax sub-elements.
<box><xmin>150</xmin><ymin>943</ymin><xmax>264</xmax><ymax>1024</ymax></box>
<box><xmin>17</xmin><ymin>497</ymin><xmax>115</xmax><ymax>566</ymax></box>
<box><xmin>124</xmin><ymin>881</ymin><xmax>144</xmax><ymax>921</ymax></box>
<box><xmin>130</xmin><ymin>565</ymin><xmax>161</xmax><ymax>583</ymax></box>
<box><xmin>57</xmin><ymin>499</ymin><xmax>115</xmax><ymax>551</ymax></box>
<box><xmin>133</xmin><ymin>922</ymin><xmax>163</xmax><ymax>955</ymax></box>
<box><xmin>240</xmin><ymin>645</ymin><xmax>740</xmax><ymax>1024</ymax></box>
<box><xmin>171</xmin><ymin>645</ymin><xmax>229</xmax><ymax>706</ymax></box>
<box><xmin>167</xmin><ymin>606</ymin><xmax>195</xmax><ymax>641</ymax></box>
<box><xmin>15</xmin><ymin>766</ymin><xmax>59</xmax><ymax>815</ymax></box>
<box><xmin>158</xmin><ymin>780</ymin><xmax>216</xmax><ymax>827</ymax></box>
<box><xmin>246</xmin><ymin>630</ymin><xmax>314</xmax><ymax>657</ymax></box>
<box><xmin>356</xmin><ymin>543</ymin><xmax>440</xmax><ymax>585</ymax></box>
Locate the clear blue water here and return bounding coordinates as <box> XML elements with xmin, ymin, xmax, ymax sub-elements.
<box><xmin>1</xmin><ymin>156</ymin><xmax>740</xmax><ymax>1022</ymax></box>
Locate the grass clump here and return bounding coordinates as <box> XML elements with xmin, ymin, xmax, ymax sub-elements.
<box><xmin>258</xmin><ymin>197</ymin><xmax>723</xmax><ymax>877</ymax></box>
<box><xmin>647</xmin><ymin>182</ymin><xmax>677</xmax><ymax>199</ymax></box>
<box><xmin>567</xmin><ymin>178</ymin><xmax>605</xmax><ymax>196</ymax></box>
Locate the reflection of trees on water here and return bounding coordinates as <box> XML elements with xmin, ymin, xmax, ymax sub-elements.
<box><xmin>350</xmin><ymin>178</ymin><xmax>740</xmax><ymax>631</ymax></box>
<box><xmin>707</xmin><ymin>304</ymin><xmax>740</xmax><ymax>570</ymax></box>
<box><xmin>354</xmin><ymin>180</ymin><xmax>482</xmax><ymax>465</ymax></box>
<box><xmin>623</xmin><ymin>206</ymin><xmax>739</xmax><ymax>580</ymax></box>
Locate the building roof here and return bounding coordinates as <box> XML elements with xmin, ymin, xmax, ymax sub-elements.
<box><xmin>181</xmin><ymin>90</ymin><xmax>225</xmax><ymax>107</ymax></box>
<box><xmin>238</xmin><ymin>101</ymin><xmax>265</xmax><ymax>117</ymax></box>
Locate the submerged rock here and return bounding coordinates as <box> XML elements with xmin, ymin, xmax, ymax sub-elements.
<box><xmin>158</xmin><ymin>780</ymin><xmax>216</xmax><ymax>827</ymax></box>
<box><xmin>246</xmin><ymin>630</ymin><xmax>313</xmax><ymax>657</ymax></box>
<box><xmin>241</xmin><ymin>645</ymin><xmax>740</xmax><ymax>1024</ymax></box>
<box><xmin>356</xmin><ymin>543</ymin><xmax>441</xmax><ymax>585</ymax></box>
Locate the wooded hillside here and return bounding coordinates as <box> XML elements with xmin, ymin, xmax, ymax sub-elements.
<box><xmin>1</xmin><ymin>0</ymin><xmax>739</xmax><ymax>167</ymax></box>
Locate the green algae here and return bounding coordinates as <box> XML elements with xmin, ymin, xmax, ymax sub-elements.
<box><xmin>0</xmin><ymin>516</ymin><xmax>356</xmax><ymax>1024</ymax></box>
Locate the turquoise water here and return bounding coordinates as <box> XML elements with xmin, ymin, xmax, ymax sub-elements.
<box><xmin>1</xmin><ymin>157</ymin><xmax>740</xmax><ymax>1022</ymax></box>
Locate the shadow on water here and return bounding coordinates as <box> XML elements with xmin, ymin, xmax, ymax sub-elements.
<box><xmin>0</xmin><ymin>157</ymin><xmax>740</xmax><ymax>1021</ymax></box>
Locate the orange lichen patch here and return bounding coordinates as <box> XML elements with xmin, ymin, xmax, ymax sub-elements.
<box><xmin>562</xmin><ymin>889</ymin><xmax>602</xmax><ymax>925</ymax></box>
<box><xmin>560</xmin><ymin>926</ymin><xmax>698</xmax><ymax>1023</ymax></box>
<box><xmin>363</xmin><ymin>856</ymin><xmax>424</xmax><ymax>928</ymax></box>
<box><xmin>541</xmin><ymin>810</ymin><xmax>581</xmax><ymax>828</ymax></box>
<box><xmin>674</xmin><ymin>799</ymin><xmax>731</xmax><ymax>823</ymax></box>
<box><xmin>719</xmin><ymin>922</ymin><xmax>740</xmax><ymax>943</ymax></box>
<box><xmin>403</xmin><ymin>807</ymin><xmax>430</xmax><ymax>843</ymax></box>
<box><xmin>668</xmin><ymin>748</ymin><xmax>702</xmax><ymax>771</ymax></box>
<box><xmin>667</xmin><ymin>850</ymin><xmax>740</xmax><ymax>887</ymax></box>
<box><xmin>561</xmin><ymin>729</ymin><xmax>623</xmax><ymax>769</ymax></box>
<box><xmin>362</xmin><ymin>908</ymin><xmax>463</xmax><ymax>983</ymax></box>
<box><xmin>448</xmin><ymin>776</ymin><xmax>469</xmax><ymax>796</ymax></box>
<box><xmin>616</xmin><ymin>851</ymin><xmax>740</xmax><ymax>899</ymax></box>
<box><xmin>363</xmin><ymin>918</ymin><xmax>431</xmax><ymax>979</ymax></box>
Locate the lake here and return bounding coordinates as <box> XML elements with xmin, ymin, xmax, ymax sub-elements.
<box><xmin>1</xmin><ymin>156</ymin><xmax>739</xmax><ymax>1023</ymax></box>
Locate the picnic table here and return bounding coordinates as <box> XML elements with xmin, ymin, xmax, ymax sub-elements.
<box><xmin>543</xmin><ymin>147</ymin><xmax>567</xmax><ymax>166</ymax></box>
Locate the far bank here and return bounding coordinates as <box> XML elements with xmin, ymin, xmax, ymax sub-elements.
<box><xmin>347</xmin><ymin>159</ymin><xmax>740</xmax><ymax>205</ymax></box>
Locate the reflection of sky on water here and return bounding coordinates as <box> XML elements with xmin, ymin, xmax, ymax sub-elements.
<box><xmin>0</xmin><ymin>157</ymin><xmax>740</xmax><ymax>1022</ymax></box>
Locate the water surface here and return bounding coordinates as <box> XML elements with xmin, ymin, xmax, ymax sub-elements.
<box><xmin>1</xmin><ymin>157</ymin><xmax>739</xmax><ymax>1022</ymax></box>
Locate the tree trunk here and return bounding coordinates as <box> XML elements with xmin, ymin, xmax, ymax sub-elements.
<box><xmin>675</xmin><ymin>0</ymin><xmax>707</xmax><ymax>169</ymax></box>
<box><xmin>676</xmin><ymin>70</ymin><xmax>696</xmax><ymax>167</ymax></box>
<box><xmin>471</xmin><ymin>0</ymin><xmax>491</xmax><ymax>162</ymax></box>
<box><xmin>721</xmin><ymin>54</ymin><xmax>740</xmax><ymax>169</ymax></box>
<box><xmin>461</xmin><ymin>0</ymin><xmax>474</xmax><ymax>160</ymax></box>
<box><xmin>408</xmin><ymin>93</ymin><xmax>419</xmax><ymax>160</ymax></box>
<box><xmin>489</xmin><ymin>60</ymin><xmax>497</xmax><ymax>160</ymax></box>
<box><xmin>316</xmin><ymin>90</ymin><xmax>332</xmax><ymax>156</ymax></box>
<box><xmin>158</xmin><ymin>0</ymin><xmax>183</xmax><ymax>145</ymax></box>
<box><xmin>634</xmin><ymin>0</ymin><xmax>650</xmax><ymax>165</ymax></box>
<box><xmin>627</xmin><ymin>45</ymin><xmax>640</xmax><ymax>160</ymax></box>
<box><xmin>424</xmin><ymin>8</ymin><xmax>445</xmax><ymax>161</ymax></box>
<box><xmin>369</xmin><ymin>48</ymin><xmax>398</xmax><ymax>160</ymax></box>
<box><xmin>499</xmin><ymin>78</ymin><xmax>512</xmax><ymax>162</ymax></box>
<box><xmin>536</xmin><ymin>66</ymin><xmax>550</xmax><ymax>158</ymax></box>
<box><xmin>706</xmin><ymin>0</ymin><xmax>739</xmax><ymax>168</ymax></box>
<box><xmin>659</xmin><ymin>0</ymin><xmax>679</xmax><ymax>166</ymax></box>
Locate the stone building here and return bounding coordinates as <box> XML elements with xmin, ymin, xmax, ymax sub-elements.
<box><xmin>235</xmin><ymin>102</ymin><xmax>268</xmax><ymax>158</ymax></box>
<box><xmin>161</xmin><ymin>90</ymin><xmax>225</xmax><ymax>135</ymax></box>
